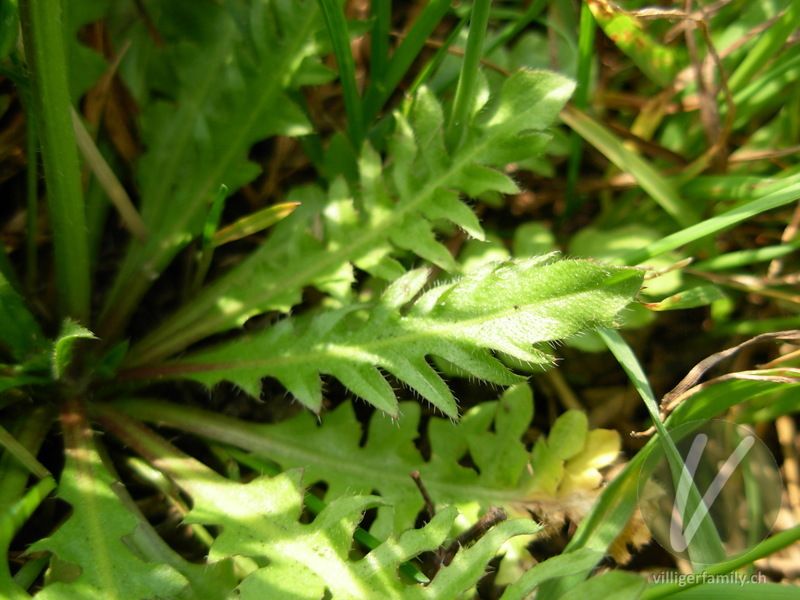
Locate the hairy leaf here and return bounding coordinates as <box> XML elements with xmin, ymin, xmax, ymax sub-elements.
<box><xmin>51</xmin><ymin>320</ymin><xmax>96</xmax><ymax>380</ymax></box>
<box><xmin>97</xmin><ymin>406</ymin><xmax>543</xmax><ymax>600</ymax></box>
<box><xmin>29</xmin><ymin>401</ymin><xmax>186</xmax><ymax>600</ymax></box>
<box><xmin>100</xmin><ymin>0</ymin><xmax>330</xmax><ymax>336</ymax></box>
<box><xmin>127</xmin><ymin>70</ymin><xmax>577</xmax><ymax>363</ymax></box>
<box><xmin>115</xmin><ymin>384</ymin><xmax>622</xmax><ymax>547</ymax></box>
<box><xmin>195</xmin><ymin>472</ymin><xmax>539</xmax><ymax>600</ymax></box>
<box><xmin>150</xmin><ymin>256</ymin><xmax>643</xmax><ymax>416</ymax></box>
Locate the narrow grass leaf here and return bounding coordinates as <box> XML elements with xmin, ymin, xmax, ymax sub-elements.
<box><xmin>561</xmin><ymin>107</ymin><xmax>697</xmax><ymax>228</ymax></box>
<box><xmin>598</xmin><ymin>329</ymin><xmax>726</xmax><ymax>568</ymax></box>
<box><xmin>642</xmin><ymin>523</ymin><xmax>800</xmax><ymax>599</ymax></box>
<box><xmin>640</xmin><ymin>285</ymin><xmax>726</xmax><ymax>311</ymax></box>
<box><xmin>649</xmin><ymin>583</ymin><xmax>800</xmax><ymax>599</ymax></box>
<box><xmin>318</xmin><ymin>0</ymin><xmax>364</xmax><ymax>145</ymax></box>
<box><xmin>19</xmin><ymin>0</ymin><xmax>90</xmax><ymax>322</ymax></box>
<box><xmin>727</xmin><ymin>0</ymin><xmax>800</xmax><ymax>93</ymax></box>
<box><xmin>211</xmin><ymin>202</ymin><xmax>299</xmax><ymax>247</ymax></box>
<box><xmin>564</xmin><ymin>0</ymin><xmax>596</xmax><ymax>216</ymax></box>
<box><xmin>447</xmin><ymin>0</ymin><xmax>493</xmax><ymax>148</ymax></box>
<box><xmin>561</xmin><ymin>570</ymin><xmax>647</xmax><ymax>600</ymax></box>
<box><xmin>588</xmin><ymin>0</ymin><xmax>686</xmax><ymax>86</ymax></box>
<box><xmin>691</xmin><ymin>241</ymin><xmax>800</xmax><ymax>270</ymax></box>
<box><xmin>618</xmin><ymin>176</ymin><xmax>800</xmax><ymax>265</ymax></box>
<box><xmin>362</xmin><ymin>0</ymin><xmax>453</xmax><ymax>124</ymax></box>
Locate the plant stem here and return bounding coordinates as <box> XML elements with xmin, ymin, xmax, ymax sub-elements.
<box><xmin>19</xmin><ymin>0</ymin><xmax>90</xmax><ymax>324</ymax></box>
<box><xmin>446</xmin><ymin>0</ymin><xmax>493</xmax><ymax>149</ymax></box>
<box><xmin>563</xmin><ymin>0</ymin><xmax>595</xmax><ymax>219</ymax></box>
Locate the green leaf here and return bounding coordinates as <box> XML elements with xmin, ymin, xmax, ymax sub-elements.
<box><xmin>126</xmin><ymin>69</ymin><xmax>576</xmax><ymax>364</ymax></box>
<box><xmin>598</xmin><ymin>329</ymin><xmax>726</xmax><ymax>568</ymax></box>
<box><xmin>0</xmin><ymin>0</ymin><xmax>19</xmax><ymax>60</ymax></box>
<box><xmin>114</xmin><ymin>384</ymin><xmax>621</xmax><ymax>552</ymax></box>
<box><xmin>30</xmin><ymin>401</ymin><xmax>186</xmax><ymax>599</ymax></box>
<box><xmin>99</xmin><ymin>0</ymin><xmax>329</xmax><ymax>338</ymax></box>
<box><xmin>561</xmin><ymin>107</ymin><xmax>697</xmax><ymax>229</ymax></box>
<box><xmin>640</xmin><ymin>285</ymin><xmax>726</xmax><ymax>312</ymax></box>
<box><xmin>211</xmin><ymin>201</ymin><xmax>299</xmax><ymax>248</ymax></box>
<box><xmin>0</xmin><ymin>274</ymin><xmax>44</xmax><ymax>362</ymax></box>
<box><xmin>152</xmin><ymin>257</ymin><xmax>643</xmax><ymax>417</ymax></box>
<box><xmin>548</xmin><ymin>410</ymin><xmax>588</xmax><ymax>460</ymax></box>
<box><xmin>420</xmin><ymin>518</ymin><xmax>540</xmax><ymax>599</ymax></box>
<box><xmin>500</xmin><ymin>548</ymin><xmax>604</xmax><ymax>600</ymax></box>
<box><xmin>588</xmin><ymin>1</ymin><xmax>686</xmax><ymax>87</ymax></box>
<box><xmin>97</xmin><ymin>406</ymin><xmax>543</xmax><ymax>600</ymax></box>
<box><xmin>51</xmin><ymin>319</ymin><xmax>96</xmax><ymax>380</ymax></box>
<box><xmin>559</xmin><ymin>570</ymin><xmax>647</xmax><ymax>600</ymax></box>
<box><xmin>0</xmin><ymin>373</ymin><xmax>50</xmax><ymax>394</ymax></box>
<box><xmin>193</xmin><ymin>471</ymin><xmax>539</xmax><ymax>600</ymax></box>
<box><xmin>62</xmin><ymin>0</ymin><xmax>111</xmax><ymax>100</ymax></box>
<box><xmin>19</xmin><ymin>0</ymin><xmax>91</xmax><ymax>322</ymax></box>
<box><xmin>655</xmin><ymin>583</ymin><xmax>800</xmax><ymax>600</ymax></box>
<box><xmin>617</xmin><ymin>176</ymin><xmax>800</xmax><ymax>266</ymax></box>
<box><xmin>669</xmin><ymin>373</ymin><xmax>800</xmax><ymax>427</ymax></box>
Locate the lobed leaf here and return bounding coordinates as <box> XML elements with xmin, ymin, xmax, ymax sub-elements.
<box><xmin>30</xmin><ymin>402</ymin><xmax>186</xmax><ymax>600</ymax></box>
<box><xmin>100</xmin><ymin>0</ymin><xmax>330</xmax><ymax>337</ymax></box>
<box><xmin>115</xmin><ymin>384</ymin><xmax>623</xmax><ymax>550</ymax></box>
<box><xmin>153</xmin><ymin>256</ymin><xmax>643</xmax><ymax>416</ymax></box>
<box><xmin>97</xmin><ymin>405</ymin><xmax>544</xmax><ymax>600</ymax></box>
<box><xmin>191</xmin><ymin>471</ymin><xmax>540</xmax><ymax>600</ymax></box>
<box><xmin>126</xmin><ymin>70</ymin><xmax>577</xmax><ymax>364</ymax></box>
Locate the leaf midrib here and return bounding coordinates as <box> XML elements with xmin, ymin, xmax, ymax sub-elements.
<box><xmin>132</xmin><ymin>81</ymin><xmax>572</xmax><ymax>362</ymax></box>
<box><xmin>104</xmin><ymin>7</ymin><xmax>319</xmax><ymax>326</ymax></box>
<box><xmin>178</xmin><ymin>282</ymin><xmax>625</xmax><ymax>375</ymax></box>
<box><xmin>120</xmin><ymin>399</ymin><xmax>525</xmax><ymax>506</ymax></box>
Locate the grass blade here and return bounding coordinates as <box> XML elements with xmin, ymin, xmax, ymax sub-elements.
<box><xmin>618</xmin><ymin>176</ymin><xmax>800</xmax><ymax>265</ymax></box>
<box><xmin>447</xmin><ymin>0</ymin><xmax>493</xmax><ymax>148</ymax></box>
<box><xmin>727</xmin><ymin>0</ymin><xmax>800</xmax><ymax>93</ymax></box>
<box><xmin>564</xmin><ymin>1</ymin><xmax>597</xmax><ymax>218</ymax></box>
<box><xmin>19</xmin><ymin>0</ymin><xmax>90</xmax><ymax>323</ymax></box>
<box><xmin>598</xmin><ymin>328</ymin><xmax>726</xmax><ymax>568</ymax></box>
<box><xmin>691</xmin><ymin>241</ymin><xmax>800</xmax><ymax>271</ymax></box>
<box><xmin>361</xmin><ymin>0</ymin><xmax>452</xmax><ymax>125</ymax></box>
<box><xmin>318</xmin><ymin>0</ymin><xmax>364</xmax><ymax>146</ymax></box>
<box><xmin>561</xmin><ymin>106</ymin><xmax>698</xmax><ymax>228</ymax></box>
<box><xmin>641</xmin><ymin>523</ymin><xmax>800</xmax><ymax>599</ymax></box>
<box><xmin>369</xmin><ymin>0</ymin><xmax>391</xmax><ymax>80</ymax></box>
<box><xmin>70</xmin><ymin>107</ymin><xmax>148</xmax><ymax>240</ymax></box>
<box><xmin>484</xmin><ymin>0</ymin><xmax>548</xmax><ymax>56</ymax></box>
